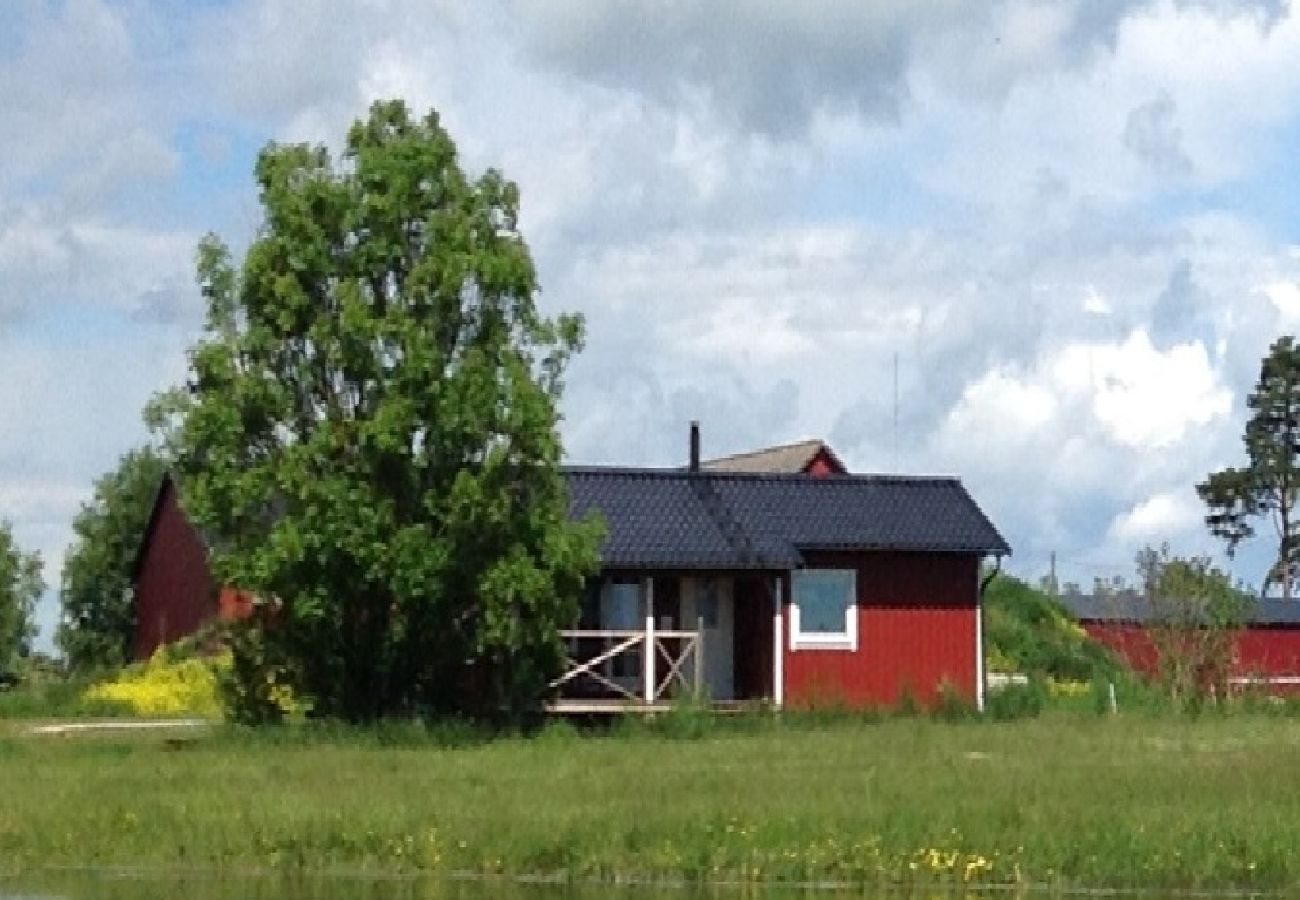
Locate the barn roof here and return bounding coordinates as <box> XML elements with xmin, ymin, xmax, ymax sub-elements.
<box><xmin>563</xmin><ymin>467</ymin><xmax>1010</xmax><ymax>570</ymax></box>
<box><xmin>130</xmin><ymin>473</ymin><xmax>190</xmax><ymax>581</ymax></box>
<box><xmin>700</xmin><ymin>439</ymin><xmax>846</xmax><ymax>474</ymax></box>
<box><xmin>1059</xmin><ymin>593</ymin><xmax>1300</xmax><ymax>626</ymax></box>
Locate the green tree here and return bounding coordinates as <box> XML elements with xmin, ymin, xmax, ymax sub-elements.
<box><xmin>1135</xmin><ymin>545</ymin><xmax>1250</xmax><ymax>707</ymax></box>
<box><xmin>0</xmin><ymin>522</ymin><xmax>44</xmax><ymax>677</ymax></box>
<box><xmin>150</xmin><ymin>100</ymin><xmax>601</xmax><ymax>723</ymax></box>
<box><xmin>1198</xmin><ymin>336</ymin><xmax>1300</xmax><ymax>598</ymax></box>
<box><xmin>57</xmin><ymin>446</ymin><xmax>168</xmax><ymax>671</ymax></box>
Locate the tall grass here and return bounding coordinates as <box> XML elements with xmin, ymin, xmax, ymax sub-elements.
<box><xmin>0</xmin><ymin>674</ymin><xmax>127</xmax><ymax>719</ymax></box>
<box><xmin>4</xmin><ymin>713</ymin><xmax>1300</xmax><ymax>890</ymax></box>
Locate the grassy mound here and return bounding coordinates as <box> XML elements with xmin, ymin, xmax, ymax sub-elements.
<box><xmin>983</xmin><ymin>572</ymin><xmax>1116</xmax><ymax>682</ymax></box>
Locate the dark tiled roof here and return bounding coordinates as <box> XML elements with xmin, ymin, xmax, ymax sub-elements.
<box><xmin>563</xmin><ymin>468</ymin><xmax>1010</xmax><ymax>571</ymax></box>
<box><xmin>1059</xmin><ymin>593</ymin><xmax>1300</xmax><ymax>626</ymax></box>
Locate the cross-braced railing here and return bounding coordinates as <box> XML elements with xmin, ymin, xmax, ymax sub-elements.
<box><xmin>550</xmin><ymin>627</ymin><xmax>704</xmax><ymax>705</ymax></box>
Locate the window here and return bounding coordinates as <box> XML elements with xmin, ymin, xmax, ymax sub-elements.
<box><xmin>601</xmin><ymin>579</ymin><xmax>642</xmax><ymax>678</ymax></box>
<box><xmin>790</xmin><ymin>568</ymin><xmax>857</xmax><ymax>650</ymax></box>
<box><xmin>601</xmin><ymin>580</ymin><xmax>641</xmax><ymax>629</ymax></box>
<box><xmin>696</xmin><ymin>578</ymin><xmax>719</xmax><ymax>628</ymax></box>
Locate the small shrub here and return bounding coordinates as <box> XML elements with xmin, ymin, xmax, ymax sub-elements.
<box><xmin>652</xmin><ymin>692</ymin><xmax>715</xmax><ymax>740</ymax></box>
<box><xmin>1088</xmin><ymin>676</ymin><xmax>1117</xmax><ymax>717</ymax></box>
<box><xmin>984</xmin><ymin>679</ymin><xmax>1045</xmax><ymax>721</ymax></box>
<box><xmin>535</xmin><ymin>717</ymin><xmax>581</xmax><ymax>743</ymax></box>
<box><xmin>781</xmin><ymin>702</ymin><xmax>880</xmax><ymax>729</ymax></box>
<box><xmin>895</xmin><ymin>684</ymin><xmax>921</xmax><ymax>718</ymax></box>
<box><xmin>83</xmin><ymin>649</ymin><xmax>226</xmax><ymax>717</ymax></box>
<box><xmin>933</xmin><ymin>681</ymin><xmax>976</xmax><ymax>722</ymax></box>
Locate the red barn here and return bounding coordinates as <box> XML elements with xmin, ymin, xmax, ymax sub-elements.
<box><xmin>131</xmin><ymin>475</ymin><xmax>252</xmax><ymax>659</ymax></box>
<box><xmin>132</xmin><ymin>431</ymin><xmax>1009</xmax><ymax>711</ymax></box>
<box><xmin>1060</xmin><ymin>594</ymin><xmax>1300</xmax><ymax>695</ymax></box>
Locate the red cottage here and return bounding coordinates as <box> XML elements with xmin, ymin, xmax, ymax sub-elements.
<box><xmin>559</xmin><ymin>449</ymin><xmax>1008</xmax><ymax>712</ymax></box>
<box><xmin>132</xmin><ymin>430</ymin><xmax>1009</xmax><ymax>711</ymax></box>
<box><xmin>1059</xmin><ymin>594</ymin><xmax>1300</xmax><ymax>695</ymax></box>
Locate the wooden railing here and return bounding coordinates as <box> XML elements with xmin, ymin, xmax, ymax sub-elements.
<box><xmin>550</xmin><ymin>626</ymin><xmax>704</xmax><ymax>707</ymax></box>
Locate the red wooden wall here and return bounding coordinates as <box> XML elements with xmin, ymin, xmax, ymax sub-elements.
<box><xmin>804</xmin><ymin>450</ymin><xmax>842</xmax><ymax>476</ymax></box>
<box><xmin>782</xmin><ymin>551</ymin><xmax>980</xmax><ymax>709</ymax></box>
<box><xmin>1236</xmin><ymin>628</ymin><xmax>1300</xmax><ymax>687</ymax></box>
<box><xmin>132</xmin><ymin>479</ymin><xmax>218</xmax><ymax>659</ymax></box>
<box><xmin>1079</xmin><ymin>622</ymin><xmax>1158</xmax><ymax>677</ymax></box>
<box><xmin>1083</xmin><ymin>620</ymin><xmax>1300</xmax><ymax>695</ymax></box>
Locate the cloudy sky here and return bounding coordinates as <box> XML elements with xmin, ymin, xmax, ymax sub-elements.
<box><xmin>5</xmin><ymin>0</ymin><xmax>1300</xmax><ymax>648</ymax></box>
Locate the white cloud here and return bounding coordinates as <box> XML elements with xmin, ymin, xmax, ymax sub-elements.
<box><xmin>910</xmin><ymin>1</ymin><xmax>1300</xmax><ymax>216</ymax></box>
<box><xmin>1053</xmin><ymin>330</ymin><xmax>1231</xmax><ymax>448</ymax></box>
<box><xmin>935</xmin><ymin>331</ymin><xmax>1234</xmax><ymax>464</ymax></box>
<box><xmin>927</xmin><ymin>326</ymin><xmax>1241</xmax><ymax>583</ymax></box>
<box><xmin>0</xmin><ymin>482</ymin><xmax>86</xmax><ymax>526</ymax></box>
<box><xmin>1083</xmin><ymin>286</ymin><xmax>1113</xmax><ymax>315</ymax></box>
<box><xmin>1108</xmin><ymin>489</ymin><xmax>1205</xmax><ymax>544</ymax></box>
<box><xmin>0</xmin><ymin>203</ymin><xmax>197</xmax><ymax>321</ymax></box>
<box><xmin>938</xmin><ymin>368</ymin><xmax>1058</xmax><ymax>453</ymax></box>
<box><xmin>1263</xmin><ymin>280</ymin><xmax>1300</xmax><ymax>321</ymax></box>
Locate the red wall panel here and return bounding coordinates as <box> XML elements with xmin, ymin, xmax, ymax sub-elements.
<box><xmin>783</xmin><ymin>552</ymin><xmax>980</xmax><ymax>709</ymax></box>
<box><xmin>1234</xmin><ymin>628</ymin><xmax>1300</xmax><ymax>682</ymax></box>
<box><xmin>1082</xmin><ymin>622</ymin><xmax>1160</xmax><ymax>677</ymax></box>
<box><xmin>804</xmin><ymin>452</ymin><xmax>841</xmax><ymax>476</ymax></box>
<box><xmin>1084</xmin><ymin>620</ymin><xmax>1300</xmax><ymax>695</ymax></box>
<box><xmin>132</xmin><ymin>480</ymin><xmax>218</xmax><ymax>659</ymax></box>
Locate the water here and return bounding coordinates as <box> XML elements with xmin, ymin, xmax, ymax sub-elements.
<box><xmin>1</xmin><ymin>873</ymin><xmax>791</xmax><ymax>900</ymax></box>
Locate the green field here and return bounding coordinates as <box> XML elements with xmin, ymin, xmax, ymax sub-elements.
<box><xmin>3</xmin><ymin>712</ymin><xmax>1300</xmax><ymax>891</ymax></box>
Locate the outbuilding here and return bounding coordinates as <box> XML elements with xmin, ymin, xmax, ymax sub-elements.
<box><xmin>1060</xmin><ymin>593</ymin><xmax>1300</xmax><ymax>695</ymax></box>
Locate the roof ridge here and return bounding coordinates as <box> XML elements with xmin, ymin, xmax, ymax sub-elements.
<box><xmin>702</xmin><ymin>438</ymin><xmax>823</xmax><ymax>465</ymax></box>
<box><xmin>688</xmin><ymin>476</ymin><xmax>766</xmax><ymax>566</ymax></box>
<box><xmin>562</xmin><ymin>465</ymin><xmax>961</xmax><ymax>483</ymax></box>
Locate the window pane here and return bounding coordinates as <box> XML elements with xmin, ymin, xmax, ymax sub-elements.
<box><xmin>602</xmin><ymin>581</ymin><xmax>640</xmax><ymax>629</ymax></box>
<box><xmin>697</xmin><ymin>579</ymin><xmax>719</xmax><ymax>628</ymax></box>
<box><xmin>794</xmin><ymin>570</ymin><xmax>853</xmax><ymax>634</ymax></box>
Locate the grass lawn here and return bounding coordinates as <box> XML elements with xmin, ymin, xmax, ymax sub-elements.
<box><xmin>3</xmin><ymin>712</ymin><xmax>1299</xmax><ymax>890</ymax></box>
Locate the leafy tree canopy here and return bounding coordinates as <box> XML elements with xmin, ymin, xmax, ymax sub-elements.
<box><xmin>150</xmin><ymin>100</ymin><xmax>601</xmax><ymax>723</ymax></box>
<box><xmin>1135</xmin><ymin>545</ymin><xmax>1251</xmax><ymax>705</ymax></box>
<box><xmin>0</xmin><ymin>521</ymin><xmax>44</xmax><ymax>677</ymax></box>
<box><xmin>1198</xmin><ymin>335</ymin><xmax>1300</xmax><ymax>597</ymax></box>
<box><xmin>57</xmin><ymin>446</ymin><xmax>168</xmax><ymax>671</ymax></box>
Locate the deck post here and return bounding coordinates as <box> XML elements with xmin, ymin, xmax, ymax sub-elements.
<box><xmin>975</xmin><ymin>600</ymin><xmax>985</xmax><ymax>713</ymax></box>
<box><xmin>695</xmin><ymin>614</ymin><xmax>705</xmax><ymax>696</ymax></box>
<box><xmin>773</xmin><ymin>575</ymin><xmax>784</xmax><ymax>709</ymax></box>
<box><xmin>644</xmin><ymin>576</ymin><xmax>656</xmax><ymax>705</ymax></box>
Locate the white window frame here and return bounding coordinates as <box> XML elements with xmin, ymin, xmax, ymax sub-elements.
<box><xmin>789</xmin><ymin>568</ymin><xmax>858</xmax><ymax>651</ymax></box>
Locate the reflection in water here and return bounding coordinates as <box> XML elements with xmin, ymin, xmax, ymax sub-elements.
<box><xmin>1</xmin><ymin>873</ymin><xmax>781</xmax><ymax>900</ymax></box>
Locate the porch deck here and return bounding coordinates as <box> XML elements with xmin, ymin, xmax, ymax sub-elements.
<box><xmin>545</xmin><ymin>697</ymin><xmax>754</xmax><ymax>715</ymax></box>
<box><xmin>548</xmin><ymin>627</ymin><xmax>705</xmax><ymax>712</ymax></box>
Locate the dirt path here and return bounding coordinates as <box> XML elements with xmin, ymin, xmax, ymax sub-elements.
<box><xmin>10</xmin><ymin>718</ymin><xmax>211</xmax><ymax>737</ymax></box>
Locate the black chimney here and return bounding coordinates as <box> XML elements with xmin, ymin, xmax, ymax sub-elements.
<box><xmin>689</xmin><ymin>420</ymin><xmax>701</xmax><ymax>472</ymax></box>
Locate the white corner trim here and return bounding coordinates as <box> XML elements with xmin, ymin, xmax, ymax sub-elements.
<box><xmin>773</xmin><ymin>576</ymin><xmax>784</xmax><ymax>709</ymax></box>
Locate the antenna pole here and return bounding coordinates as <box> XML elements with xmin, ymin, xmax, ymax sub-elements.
<box><xmin>892</xmin><ymin>352</ymin><xmax>899</xmax><ymax>472</ymax></box>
